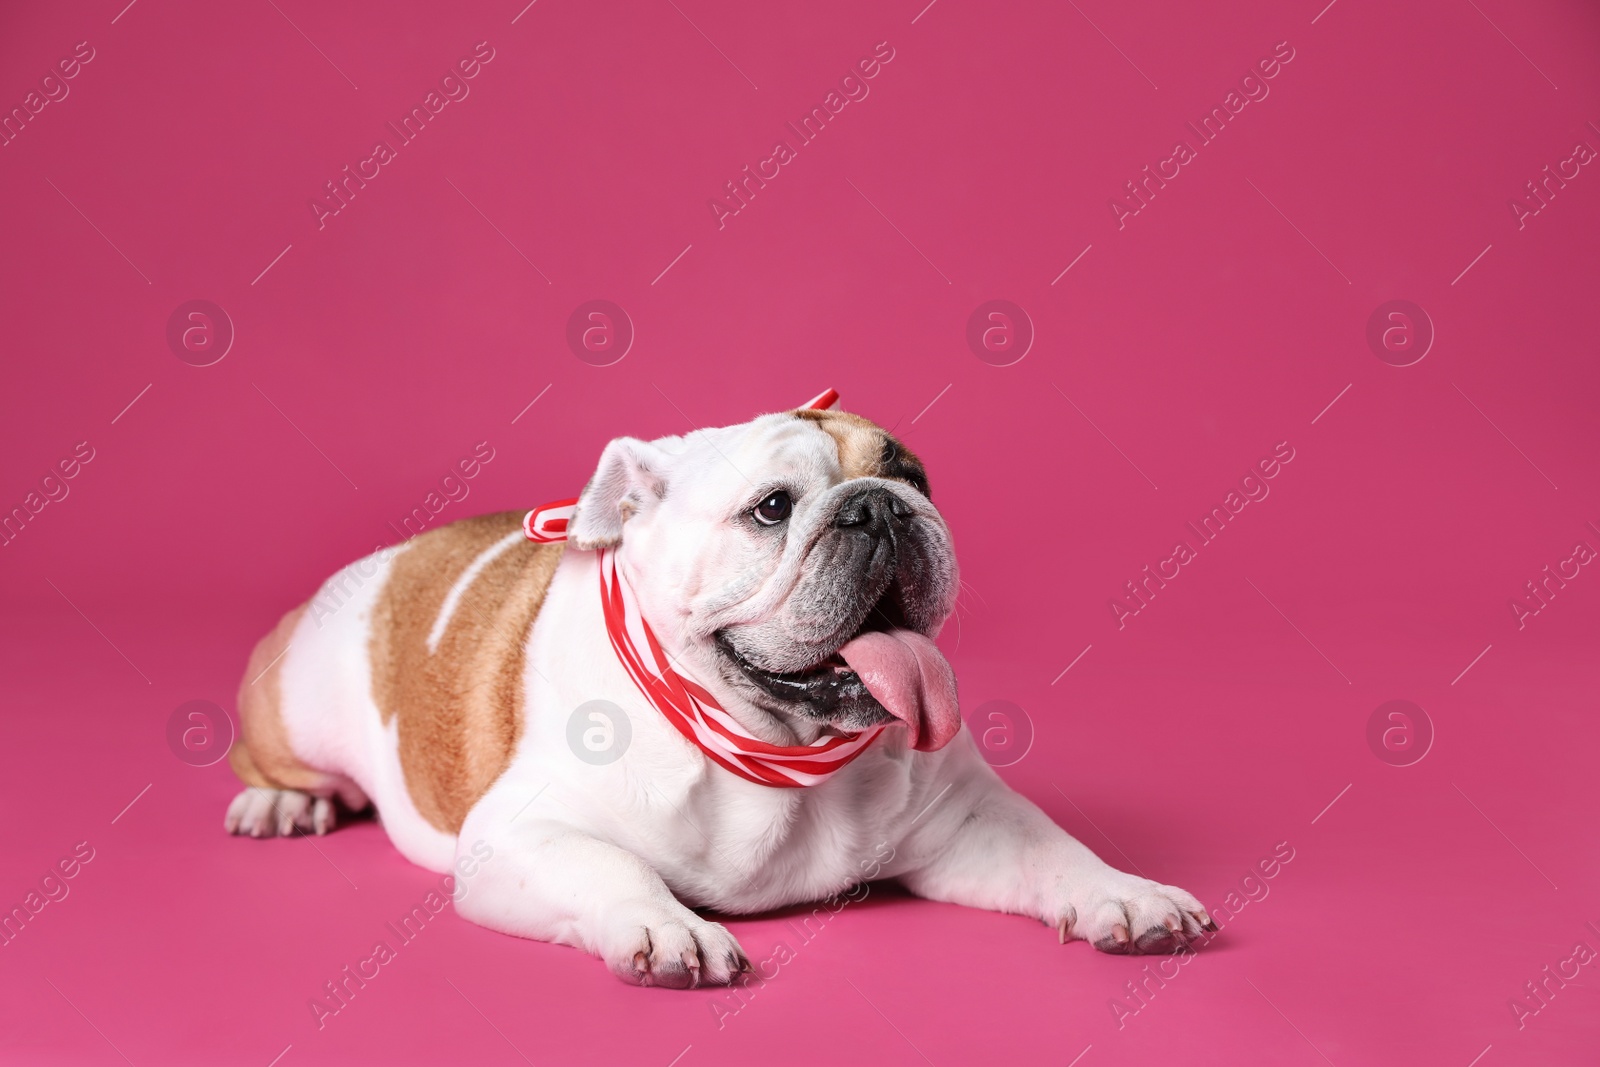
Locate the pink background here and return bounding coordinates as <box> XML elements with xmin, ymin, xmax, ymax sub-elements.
<box><xmin>3</xmin><ymin>0</ymin><xmax>1599</xmax><ymax>1064</ymax></box>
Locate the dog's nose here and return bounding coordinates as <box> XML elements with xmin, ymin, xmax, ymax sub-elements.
<box><xmin>833</xmin><ymin>486</ymin><xmax>909</xmax><ymax>534</ymax></box>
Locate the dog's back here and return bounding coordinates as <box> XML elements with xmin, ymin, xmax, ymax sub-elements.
<box><xmin>227</xmin><ymin>511</ymin><xmax>562</xmax><ymax>868</ymax></box>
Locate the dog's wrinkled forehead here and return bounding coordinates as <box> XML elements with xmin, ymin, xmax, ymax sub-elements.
<box><xmin>787</xmin><ymin>409</ymin><xmax>930</xmax><ymax>497</ymax></box>
<box><xmin>667</xmin><ymin>410</ymin><xmax>930</xmax><ymax>503</ymax></box>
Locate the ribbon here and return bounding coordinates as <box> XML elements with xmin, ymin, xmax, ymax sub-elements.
<box><xmin>524</xmin><ymin>498</ymin><xmax>578</xmax><ymax>543</ymax></box>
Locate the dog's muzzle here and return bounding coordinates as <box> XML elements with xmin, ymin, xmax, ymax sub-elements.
<box><xmin>716</xmin><ymin>482</ymin><xmax>961</xmax><ymax>751</ymax></box>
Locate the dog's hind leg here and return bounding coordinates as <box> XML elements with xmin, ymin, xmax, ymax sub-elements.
<box><xmin>226</xmin><ymin>602</ymin><xmax>369</xmax><ymax>838</ymax></box>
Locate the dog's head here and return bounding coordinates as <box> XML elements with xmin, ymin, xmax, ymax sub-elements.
<box><xmin>568</xmin><ymin>406</ymin><xmax>961</xmax><ymax>750</ymax></box>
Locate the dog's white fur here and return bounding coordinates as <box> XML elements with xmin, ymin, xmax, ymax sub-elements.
<box><xmin>229</xmin><ymin>410</ymin><xmax>1209</xmax><ymax>984</ymax></box>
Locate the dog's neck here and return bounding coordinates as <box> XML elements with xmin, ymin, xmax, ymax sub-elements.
<box><xmin>604</xmin><ymin>544</ymin><xmax>832</xmax><ymax>748</ymax></box>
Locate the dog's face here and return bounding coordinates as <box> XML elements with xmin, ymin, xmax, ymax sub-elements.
<box><xmin>568</xmin><ymin>408</ymin><xmax>962</xmax><ymax>750</ymax></box>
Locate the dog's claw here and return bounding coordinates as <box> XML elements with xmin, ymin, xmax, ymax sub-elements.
<box><xmin>1136</xmin><ymin>925</ymin><xmax>1178</xmax><ymax>953</ymax></box>
<box><xmin>611</xmin><ymin>917</ymin><xmax>747</xmax><ymax>988</ymax></box>
<box><xmin>1073</xmin><ymin>873</ymin><xmax>1212</xmax><ymax>956</ymax></box>
<box><xmin>1092</xmin><ymin>922</ymin><xmax>1135</xmax><ymax>954</ymax></box>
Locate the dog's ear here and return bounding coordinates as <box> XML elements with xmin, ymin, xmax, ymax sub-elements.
<box><xmin>569</xmin><ymin>437</ymin><xmax>668</xmax><ymax>549</ymax></box>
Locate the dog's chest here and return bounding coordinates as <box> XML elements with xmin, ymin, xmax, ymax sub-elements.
<box><xmin>517</xmin><ymin>552</ymin><xmax>924</xmax><ymax>909</ymax></box>
<box><xmin>626</xmin><ymin>755</ymin><xmax>917</xmax><ymax>911</ymax></box>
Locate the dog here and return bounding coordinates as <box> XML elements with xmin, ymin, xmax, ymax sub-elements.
<box><xmin>226</xmin><ymin>391</ymin><xmax>1212</xmax><ymax>986</ymax></box>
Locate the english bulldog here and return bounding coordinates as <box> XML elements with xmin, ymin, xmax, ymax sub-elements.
<box><xmin>226</xmin><ymin>392</ymin><xmax>1212</xmax><ymax>986</ymax></box>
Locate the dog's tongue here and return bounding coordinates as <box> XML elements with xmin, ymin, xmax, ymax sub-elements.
<box><xmin>836</xmin><ymin>630</ymin><xmax>961</xmax><ymax>751</ymax></box>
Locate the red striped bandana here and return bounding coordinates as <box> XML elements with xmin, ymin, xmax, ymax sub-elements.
<box><xmin>597</xmin><ymin>547</ymin><xmax>884</xmax><ymax>786</ymax></box>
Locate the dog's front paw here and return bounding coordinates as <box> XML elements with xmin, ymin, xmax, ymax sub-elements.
<box><xmin>1060</xmin><ymin>871</ymin><xmax>1214</xmax><ymax>955</ymax></box>
<box><xmin>603</xmin><ymin>907</ymin><xmax>750</xmax><ymax>989</ymax></box>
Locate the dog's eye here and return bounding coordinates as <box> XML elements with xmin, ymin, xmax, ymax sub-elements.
<box><xmin>753</xmin><ymin>491</ymin><xmax>792</xmax><ymax>525</ymax></box>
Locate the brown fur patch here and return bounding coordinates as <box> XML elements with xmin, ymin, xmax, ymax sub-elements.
<box><xmin>232</xmin><ymin>602</ymin><xmax>344</xmax><ymax>795</ymax></box>
<box><xmin>792</xmin><ymin>409</ymin><xmax>930</xmax><ymax>497</ymax></box>
<box><xmin>369</xmin><ymin>512</ymin><xmax>564</xmax><ymax>833</ymax></box>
